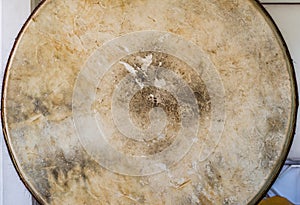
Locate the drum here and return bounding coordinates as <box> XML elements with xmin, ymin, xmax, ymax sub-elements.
<box><xmin>2</xmin><ymin>0</ymin><xmax>297</xmax><ymax>204</ymax></box>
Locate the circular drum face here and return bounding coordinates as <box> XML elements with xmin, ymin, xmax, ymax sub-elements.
<box><xmin>2</xmin><ymin>0</ymin><xmax>297</xmax><ymax>205</ymax></box>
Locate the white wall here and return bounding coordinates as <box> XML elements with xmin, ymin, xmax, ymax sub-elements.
<box><xmin>1</xmin><ymin>0</ymin><xmax>33</xmax><ymax>204</ymax></box>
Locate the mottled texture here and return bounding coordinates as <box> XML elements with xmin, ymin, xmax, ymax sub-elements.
<box><xmin>2</xmin><ymin>0</ymin><xmax>297</xmax><ymax>205</ymax></box>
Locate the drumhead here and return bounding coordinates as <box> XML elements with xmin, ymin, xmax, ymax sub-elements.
<box><xmin>2</xmin><ymin>0</ymin><xmax>297</xmax><ymax>204</ymax></box>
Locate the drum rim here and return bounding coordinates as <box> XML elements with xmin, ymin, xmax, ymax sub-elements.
<box><xmin>1</xmin><ymin>0</ymin><xmax>298</xmax><ymax>204</ymax></box>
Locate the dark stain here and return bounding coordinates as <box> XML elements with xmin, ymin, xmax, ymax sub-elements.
<box><xmin>204</xmin><ymin>161</ymin><xmax>222</xmax><ymax>190</ymax></box>
<box><xmin>129</xmin><ymin>86</ymin><xmax>180</xmax><ymax>130</ymax></box>
<box><xmin>92</xmin><ymin>50</ymin><xmax>213</xmax><ymax>158</ymax></box>
<box><xmin>51</xmin><ymin>168</ymin><xmax>59</xmax><ymax>181</ymax></box>
<box><xmin>47</xmin><ymin>149</ymin><xmax>96</xmax><ymax>183</ymax></box>
<box><xmin>26</xmin><ymin>148</ymin><xmax>100</xmax><ymax>204</ymax></box>
<box><xmin>81</xmin><ymin>172</ymin><xmax>88</xmax><ymax>183</ymax></box>
<box><xmin>267</xmin><ymin>115</ymin><xmax>285</xmax><ymax>133</ymax></box>
<box><xmin>105</xmin><ymin>51</ymin><xmax>212</xmax><ymax>156</ymax></box>
<box><xmin>33</xmin><ymin>98</ymin><xmax>49</xmax><ymax>116</ymax></box>
<box><xmin>123</xmin><ymin>51</ymin><xmax>211</xmax><ymax>119</ymax></box>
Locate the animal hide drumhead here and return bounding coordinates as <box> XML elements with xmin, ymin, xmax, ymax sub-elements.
<box><xmin>2</xmin><ymin>0</ymin><xmax>297</xmax><ymax>204</ymax></box>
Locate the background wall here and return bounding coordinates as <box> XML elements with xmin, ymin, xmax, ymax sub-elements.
<box><xmin>1</xmin><ymin>1</ymin><xmax>300</xmax><ymax>205</ymax></box>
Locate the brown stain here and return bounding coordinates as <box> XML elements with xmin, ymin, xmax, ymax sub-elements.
<box><xmin>128</xmin><ymin>86</ymin><xmax>180</xmax><ymax>155</ymax></box>
<box><xmin>267</xmin><ymin>115</ymin><xmax>285</xmax><ymax>133</ymax></box>
<box><xmin>129</xmin><ymin>86</ymin><xmax>180</xmax><ymax>129</ymax></box>
<box><xmin>41</xmin><ymin>149</ymin><xmax>101</xmax><ymax>204</ymax></box>
<box><xmin>123</xmin><ymin>51</ymin><xmax>212</xmax><ymax>119</ymax></box>
<box><xmin>94</xmin><ymin>51</ymin><xmax>212</xmax><ymax>157</ymax></box>
<box><xmin>27</xmin><ymin>143</ymin><xmax>162</xmax><ymax>204</ymax></box>
<box><xmin>199</xmin><ymin>194</ymin><xmax>213</xmax><ymax>205</ymax></box>
<box><xmin>204</xmin><ymin>161</ymin><xmax>223</xmax><ymax>190</ymax></box>
<box><xmin>44</xmin><ymin>151</ymin><xmax>151</xmax><ymax>204</ymax></box>
<box><xmin>33</xmin><ymin>98</ymin><xmax>50</xmax><ymax>116</ymax></box>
